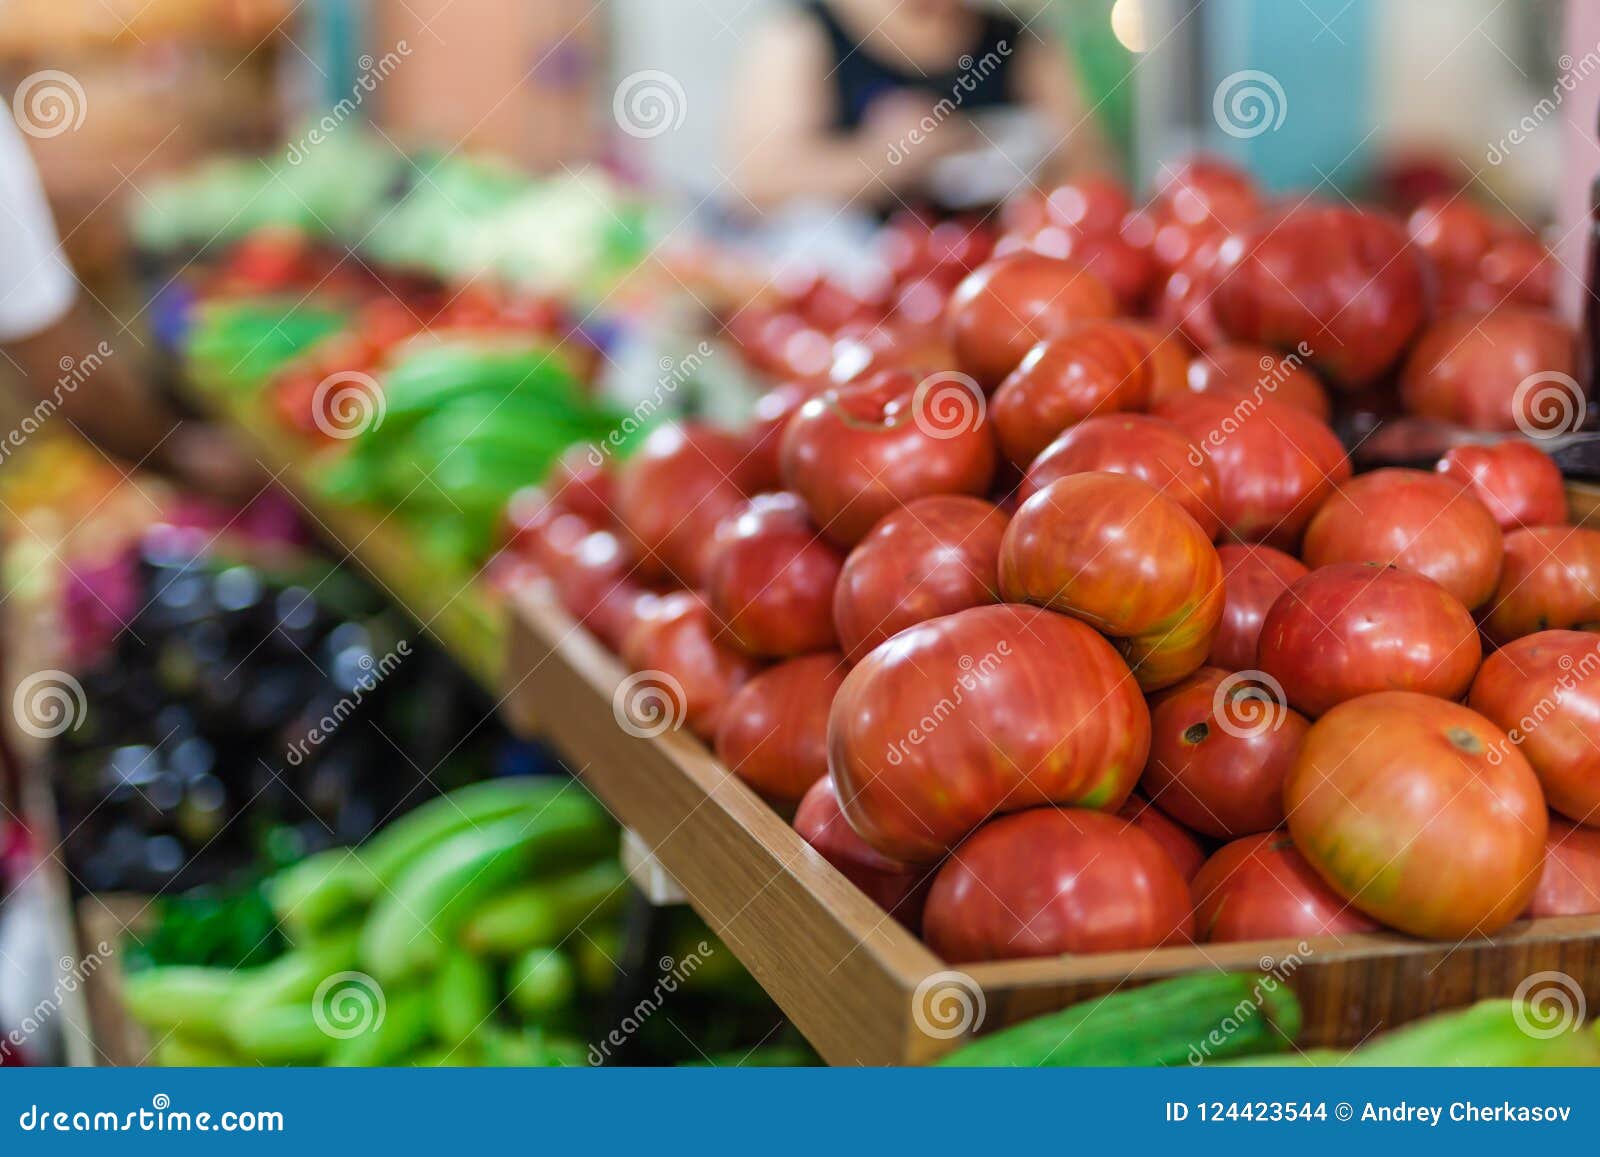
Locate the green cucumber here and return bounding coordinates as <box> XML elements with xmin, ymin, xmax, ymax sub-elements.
<box><xmin>936</xmin><ymin>972</ymin><xmax>1302</xmax><ymax>1067</ymax></box>
<box><xmin>121</xmin><ymin>967</ymin><xmax>242</xmax><ymax>1041</ymax></box>
<box><xmin>224</xmin><ymin>1004</ymin><xmax>333</xmax><ymax>1065</ymax></box>
<box><xmin>1347</xmin><ymin>1000</ymin><xmax>1600</xmax><ymax>1067</ymax></box>
<box><xmin>574</xmin><ymin>926</ymin><xmax>622</xmax><ymax>993</ymax></box>
<box><xmin>507</xmin><ymin>949</ymin><xmax>577</xmax><ymax>1021</ymax></box>
<box><xmin>359</xmin><ymin>777</ymin><xmax>579</xmax><ymax>889</ymax></box>
<box><xmin>431</xmin><ymin>949</ymin><xmax>496</xmax><ymax>1046</ymax></box>
<box><xmin>325</xmin><ymin>989</ymin><xmax>433</xmax><ymax>1067</ymax></box>
<box><xmin>267</xmin><ymin>850</ymin><xmax>375</xmax><ymax>936</ymax></box>
<box><xmin>476</xmin><ymin>1025</ymin><xmax>586</xmax><ymax>1067</ymax></box>
<box><xmin>152</xmin><ymin>1035</ymin><xmax>239</xmax><ymax>1067</ymax></box>
<box><xmin>461</xmin><ymin>861</ymin><xmax>627</xmax><ymax>955</ymax></box>
<box><xmin>360</xmin><ymin>797</ymin><xmax>610</xmax><ymax>981</ymax></box>
<box><xmin>233</xmin><ymin>930</ymin><xmax>361</xmax><ymax>1012</ymax></box>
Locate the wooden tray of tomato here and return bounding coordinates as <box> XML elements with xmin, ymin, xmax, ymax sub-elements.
<box><xmin>502</xmin><ymin>164</ymin><xmax>1600</xmax><ymax>1064</ymax></box>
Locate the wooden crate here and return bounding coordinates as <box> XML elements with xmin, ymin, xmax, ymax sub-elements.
<box><xmin>501</xmin><ymin>532</ymin><xmax>1600</xmax><ymax>1064</ymax></box>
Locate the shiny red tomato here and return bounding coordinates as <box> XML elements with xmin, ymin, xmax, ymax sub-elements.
<box><xmin>1141</xmin><ymin>667</ymin><xmax>1309</xmax><ymax>839</ymax></box>
<box><xmin>703</xmin><ymin>493</ymin><xmax>844</xmax><ymax>658</ymax></box>
<box><xmin>793</xmin><ymin>775</ymin><xmax>930</xmax><ymax>931</ymax></box>
<box><xmin>542</xmin><ymin>447</ymin><xmax>617</xmax><ymax>525</ymax></box>
<box><xmin>1150</xmin><ymin>155</ymin><xmax>1262</xmax><ymax>243</ymax></box>
<box><xmin>1118</xmin><ymin>321</ymin><xmax>1191</xmax><ymax>401</ymax></box>
<box><xmin>1182</xmin><ymin>343</ymin><xmax>1332</xmax><ymax>422</ymax></box>
<box><xmin>832</xmin><ymin>495</ymin><xmax>1008</xmax><ymax>665</ymax></box>
<box><xmin>1011</xmin><ymin>223</ymin><xmax>1157</xmax><ymax>313</ymax></box>
<box><xmin>924</xmin><ymin>808</ymin><xmax>1193</xmax><ymax>962</ymax></box>
<box><xmin>1213</xmin><ymin>206</ymin><xmax>1427</xmax><ymax>389</ymax></box>
<box><xmin>1042</xmin><ymin>174</ymin><xmax>1134</xmax><ymax>236</ymax></box>
<box><xmin>1155</xmin><ymin>239</ymin><xmax>1229</xmax><ymax>348</ymax></box>
<box><xmin>1284</xmin><ymin>691</ymin><xmax>1547</xmax><ymax>938</ymax></box>
<box><xmin>1153</xmin><ymin>393</ymin><xmax>1350</xmax><ymax>550</ymax></box>
<box><xmin>614</xmin><ymin>424</ymin><xmax>756</xmax><ymax>587</ymax></box>
<box><xmin>1405</xmin><ymin>195</ymin><xmax>1498</xmax><ymax>273</ymax></box>
<box><xmin>714</xmin><ymin>652</ymin><xmax>845</xmax><ymax>805</ymax></box>
<box><xmin>1301</xmin><ymin>469</ymin><xmax>1505</xmax><ymax>610</ymax></box>
<box><xmin>1191</xmin><ymin>832</ymin><xmax>1381</xmax><ymax>943</ymax></box>
<box><xmin>1437</xmin><ymin>441</ymin><xmax>1568</xmax><ymax>532</ymax></box>
<box><xmin>538</xmin><ymin>525</ymin><xmax>647</xmax><ymax>651</ymax></box>
<box><xmin>1524</xmin><ymin>820</ymin><xmax>1600</xmax><ymax>918</ymax></box>
<box><xmin>1399</xmin><ymin>309</ymin><xmax>1578</xmax><ymax>432</ymax></box>
<box><xmin>1480</xmin><ymin>527</ymin><xmax>1600</xmax><ymax>645</ymax></box>
<box><xmin>943</xmin><ymin>252</ymin><xmax>1116</xmax><ymax>389</ymax></box>
<box><xmin>1258</xmin><ymin>563</ymin><xmax>1481</xmax><ymax>717</ymax></box>
<box><xmin>1020</xmin><ymin>414</ymin><xmax>1222</xmax><ymax>539</ymax></box>
<box><xmin>1469</xmin><ymin>630</ymin><xmax>1600</xmax><ymax>826</ymax></box>
<box><xmin>1479</xmin><ymin>234</ymin><xmax>1554</xmax><ymax>309</ymax></box>
<box><xmin>779</xmin><ymin>370</ymin><xmax>996</xmax><ymax>547</ymax></box>
<box><xmin>1118</xmin><ymin>794</ymin><xmax>1207</xmax><ymax>881</ymax></box>
<box><xmin>738</xmin><ymin>381</ymin><xmax>812</xmax><ymax>493</ymax></box>
<box><xmin>1209</xmin><ymin>544</ymin><xmax>1308</xmax><ymax>670</ymax></box>
<box><xmin>1000</xmin><ymin>473</ymin><xmax>1224</xmax><ymax>690</ymax></box>
<box><xmin>620</xmin><ymin>592</ymin><xmax>764</xmax><ymax>740</ymax></box>
<box><xmin>828</xmin><ymin>604</ymin><xmax>1149</xmax><ymax>862</ymax></box>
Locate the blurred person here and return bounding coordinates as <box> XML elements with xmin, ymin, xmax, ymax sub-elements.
<box><xmin>731</xmin><ymin>0</ymin><xmax>1113</xmax><ymax>214</ymax></box>
<box><xmin>0</xmin><ymin>110</ymin><xmax>261</xmax><ymax>500</ymax></box>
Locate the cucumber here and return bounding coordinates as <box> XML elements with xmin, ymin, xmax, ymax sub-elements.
<box><xmin>431</xmin><ymin>949</ymin><xmax>496</xmax><ymax>1046</ymax></box>
<box><xmin>507</xmin><ymin>949</ymin><xmax>578</xmax><ymax>1021</ymax></box>
<box><xmin>461</xmin><ymin>861</ymin><xmax>627</xmax><ymax>955</ymax></box>
<box><xmin>1347</xmin><ymin>1000</ymin><xmax>1600</xmax><ymax>1067</ymax></box>
<box><xmin>325</xmin><ymin>989</ymin><xmax>433</xmax><ymax>1067</ymax></box>
<box><xmin>233</xmin><ymin>930</ymin><xmax>361</xmax><ymax>1012</ymax></box>
<box><xmin>224</xmin><ymin>1004</ymin><xmax>333</xmax><ymax>1065</ymax></box>
<box><xmin>121</xmin><ymin>967</ymin><xmax>242</xmax><ymax>1041</ymax></box>
<box><xmin>574</xmin><ymin>925</ymin><xmax>622</xmax><ymax>993</ymax></box>
<box><xmin>935</xmin><ymin>972</ymin><xmax>1302</xmax><ymax>1067</ymax></box>
<box><xmin>360</xmin><ymin>798</ymin><xmax>610</xmax><ymax>981</ymax></box>
<box><xmin>359</xmin><ymin>777</ymin><xmax>580</xmax><ymax>889</ymax></box>
<box><xmin>267</xmin><ymin>850</ymin><xmax>375</xmax><ymax>936</ymax></box>
<box><xmin>476</xmin><ymin>1025</ymin><xmax>586</xmax><ymax>1067</ymax></box>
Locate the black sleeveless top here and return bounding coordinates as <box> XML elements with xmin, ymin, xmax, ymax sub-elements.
<box><xmin>800</xmin><ymin>1</ymin><xmax>1023</xmax><ymax>131</ymax></box>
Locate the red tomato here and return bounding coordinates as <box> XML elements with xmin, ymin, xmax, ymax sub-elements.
<box><xmin>1154</xmin><ymin>393</ymin><xmax>1350</xmax><ymax>550</ymax></box>
<box><xmin>1469</xmin><ymin>630</ymin><xmax>1600</xmax><ymax>826</ymax></box>
<box><xmin>1018</xmin><ymin>224</ymin><xmax>1157</xmax><ymax>313</ymax></box>
<box><xmin>539</xmin><ymin>526</ymin><xmax>647</xmax><ymax>651</ymax></box>
<box><xmin>714</xmin><ymin>652</ymin><xmax>846</xmax><ymax>805</ymax></box>
<box><xmin>1284</xmin><ymin>691</ymin><xmax>1547</xmax><ymax>938</ymax></box>
<box><xmin>832</xmin><ymin>495</ymin><xmax>1008</xmax><ymax>665</ymax></box>
<box><xmin>614</xmin><ymin>424</ymin><xmax>757</xmax><ymax>587</ymax></box>
<box><xmin>1478</xmin><ymin>234</ymin><xmax>1554</xmax><ymax>309</ymax></box>
<box><xmin>794</xmin><ymin>775</ymin><xmax>930</xmax><ymax>931</ymax></box>
<box><xmin>1192</xmin><ymin>832</ymin><xmax>1381</xmax><ymax>943</ymax></box>
<box><xmin>1405</xmin><ymin>195</ymin><xmax>1498</xmax><ymax>273</ymax></box>
<box><xmin>1258</xmin><ymin>563</ymin><xmax>1481</xmax><ymax>717</ymax></box>
<box><xmin>542</xmin><ymin>446</ymin><xmax>617</xmax><ymax>526</ymax></box>
<box><xmin>1043</xmin><ymin>175</ymin><xmax>1134</xmax><ymax>236</ymax></box>
<box><xmin>1437</xmin><ymin>441</ymin><xmax>1568</xmax><ymax>532</ymax></box>
<box><xmin>943</xmin><ymin>252</ymin><xmax>1117</xmax><ymax>389</ymax></box>
<box><xmin>990</xmin><ymin>321</ymin><xmax>1159</xmax><ymax>468</ymax></box>
<box><xmin>778</xmin><ymin>370</ymin><xmax>997</xmax><ymax>547</ymax></box>
<box><xmin>1150</xmin><ymin>155</ymin><xmax>1262</xmax><ymax>241</ymax></box>
<box><xmin>1118</xmin><ymin>794</ymin><xmax>1207</xmax><ymax>881</ymax></box>
<box><xmin>1020</xmin><ymin>414</ymin><xmax>1222</xmax><ymax>540</ymax></box>
<box><xmin>924</xmin><ymin>808</ymin><xmax>1193</xmax><ymax>962</ymax></box>
<box><xmin>620</xmin><ymin>592</ymin><xmax>764</xmax><ymax>740</ymax></box>
<box><xmin>737</xmin><ymin>381</ymin><xmax>812</xmax><ymax>494</ymax></box>
<box><xmin>1480</xmin><ymin>527</ymin><xmax>1600</xmax><ymax>645</ymax></box>
<box><xmin>1141</xmin><ymin>667</ymin><xmax>1309</xmax><ymax>839</ymax></box>
<box><xmin>1301</xmin><ymin>469</ymin><xmax>1504</xmax><ymax>610</ymax></box>
<box><xmin>1399</xmin><ymin>309</ymin><xmax>1578</xmax><ymax>432</ymax></box>
<box><xmin>828</xmin><ymin>604</ymin><xmax>1149</xmax><ymax>862</ymax></box>
<box><xmin>1524</xmin><ymin>820</ymin><xmax>1600</xmax><ymax>918</ymax></box>
<box><xmin>999</xmin><ymin>473</ymin><xmax>1225</xmax><ymax>690</ymax></box>
<box><xmin>1209</xmin><ymin>544</ymin><xmax>1308</xmax><ymax>670</ymax></box>
<box><xmin>703</xmin><ymin>493</ymin><xmax>844</xmax><ymax>658</ymax></box>
<box><xmin>1117</xmin><ymin>320</ymin><xmax>1192</xmax><ymax>401</ymax></box>
<box><xmin>1182</xmin><ymin>343</ymin><xmax>1332</xmax><ymax>422</ymax></box>
<box><xmin>1213</xmin><ymin>206</ymin><xmax>1427</xmax><ymax>389</ymax></box>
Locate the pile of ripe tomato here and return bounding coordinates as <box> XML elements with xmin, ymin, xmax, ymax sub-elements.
<box><xmin>505</xmin><ymin>155</ymin><xmax>1600</xmax><ymax>963</ymax></box>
